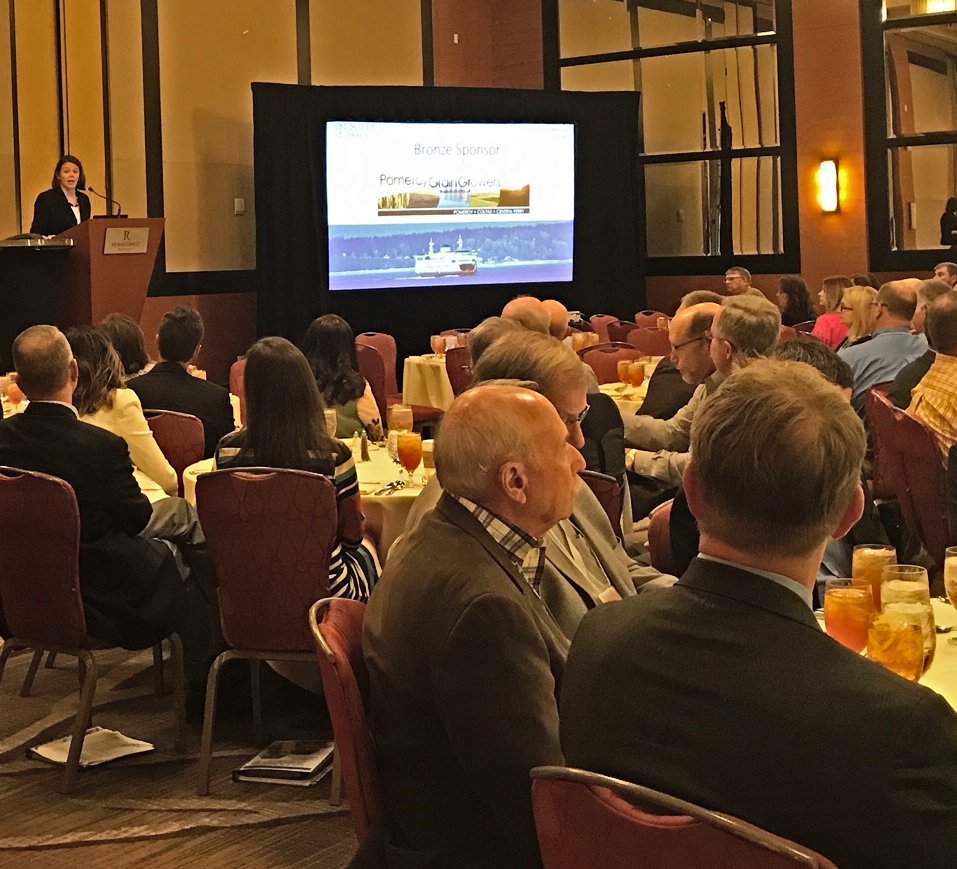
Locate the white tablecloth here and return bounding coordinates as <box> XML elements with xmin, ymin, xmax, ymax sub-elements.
<box><xmin>182</xmin><ymin>445</ymin><xmax>421</xmax><ymax>564</ymax></box>
<box><xmin>599</xmin><ymin>381</ymin><xmax>649</xmax><ymax>417</ymax></box>
<box><xmin>403</xmin><ymin>355</ymin><xmax>455</xmax><ymax>411</ymax></box>
<box><xmin>925</xmin><ymin>600</ymin><xmax>957</xmax><ymax>710</ymax></box>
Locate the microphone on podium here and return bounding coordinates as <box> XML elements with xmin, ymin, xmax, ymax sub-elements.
<box><xmin>79</xmin><ymin>187</ymin><xmax>124</xmax><ymax>218</ymax></box>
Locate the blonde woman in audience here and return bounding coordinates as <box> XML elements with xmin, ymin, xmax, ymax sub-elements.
<box><xmin>811</xmin><ymin>274</ymin><xmax>852</xmax><ymax>349</ymax></box>
<box><xmin>837</xmin><ymin>284</ymin><xmax>879</xmax><ymax>349</ymax></box>
<box><xmin>67</xmin><ymin>325</ymin><xmax>177</xmax><ymax>500</ymax></box>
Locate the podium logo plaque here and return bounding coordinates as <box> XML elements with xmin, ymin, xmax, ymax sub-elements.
<box><xmin>103</xmin><ymin>227</ymin><xmax>149</xmax><ymax>255</ymax></box>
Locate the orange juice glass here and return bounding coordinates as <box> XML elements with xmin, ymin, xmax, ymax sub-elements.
<box><xmin>823</xmin><ymin>579</ymin><xmax>873</xmax><ymax>653</ymax></box>
<box><xmin>430</xmin><ymin>334</ymin><xmax>446</xmax><ymax>355</ymax></box>
<box><xmin>851</xmin><ymin>544</ymin><xmax>896</xmax><ymax>610</ymax></box>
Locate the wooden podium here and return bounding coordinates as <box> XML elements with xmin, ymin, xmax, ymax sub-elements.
<box><xmin>58</xmin><ymin>217</ymin><xmax>165</xmax><ymax>325</ymax></box>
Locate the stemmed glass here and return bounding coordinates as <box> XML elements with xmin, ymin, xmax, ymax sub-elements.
<box><xmin>881</xmin><ymin>564</ymin><xmax>936</xmax><ymax>674</ymax></box>
<box><xmin>944</xmin><ymin>547</ymin><xmax>957</xmax><ymax>645</ymax></box>
<box><xmin>397</xmin><ymin>431</ymin><xmax>423</xmax><ymax>485</ymax></box>
<box><xmin>430</xmin><ymin>334</ymin><xmax>446</xmax><ymax>357</ymax></box>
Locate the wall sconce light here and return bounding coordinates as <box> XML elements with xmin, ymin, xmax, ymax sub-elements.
<box><xmin>816</xmin><ymin>159</ymin><xmax>840</xmax><ymax>213</ymax></box>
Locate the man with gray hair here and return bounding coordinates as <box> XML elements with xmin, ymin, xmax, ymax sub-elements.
<box><xmin>625</xmin><ymin>295</ymin><xmax>781</xmax><ymax>489</ymax></box>
<box><xmin>467</xmin><ymin>315</ymin><xmax>523</xmax><ymax>367</ymax></box>
<box><xmin>364</xmin><ymin>384</ymin><xmax>580</xmax><ymax>868</ymax></box>
<box><xmin>560</xmin><ymin>359</ymin><xmax>957</xmax><ymax>868</ymax></box>
<box><xmin>889</xmin><ymin>278</ymin><xmax>952</xmax><ymax>408</ymax></box>
<box><xmin>839</xmin><ymin>280</ymin><xmax>928</xmax><ymax>416</ymax></box>
<box><xmin>406</xmin><ymin>330</ymin><xmax>672</xmax><ymax>637</ymax></box>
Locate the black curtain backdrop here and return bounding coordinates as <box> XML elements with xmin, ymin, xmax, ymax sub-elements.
<box><xmin>252</xmin><ymin>83</ymin><xmax>644</xmax><ymax>362</ymax></box>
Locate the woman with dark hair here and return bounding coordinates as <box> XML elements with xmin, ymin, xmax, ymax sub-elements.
<box><xmin>101</xmin><ymin>312</ymin><xmax>153</xmax><ymax>379</ymax></box>
<box><xmin>30</xmin><ymin>155</ymin><xmax>92</xmax><ymax>236</ymax></box>
<box><xmin>66</xmin><ymin>325</ymin><xmax>177</xmax><ymax>499</ymax></box>
<box><xmin>298</xmin><ymin>314</ymin><xmax>379</xmax><ymax>438</ymax></box>
<box><xmin>812</xmin><ymin>274</ymin><xmax>853</xmax><ymax>349</ymax></box>
<box><xmin>940</xmin><ymin>196</ymin><xmax>957</xmax><ymax>248</ymax></box>
<box><xmin>215</xmin><ymin>336</ymin><xmax>377</xmax><ymax>601</ymax></box>
<box><xmin>775</xmin><ymin>275</ymin><xmax>817</xmax><ymax>327</ymax></box>
<box><xmin>851</xmin><ymin>272</ymin><xmax>878</xmax><ymax>288</ymax></box>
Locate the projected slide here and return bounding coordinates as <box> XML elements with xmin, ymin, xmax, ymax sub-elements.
<box><xmin>326</xmin><ymin>121</ymin><xmax>575</xmax><ymax>291</ymax></box>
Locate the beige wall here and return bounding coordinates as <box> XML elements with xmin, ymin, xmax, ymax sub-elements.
<box><xmin>0</xmin><ymin>3</ymin><xmax>17</xmax><ymax>236</ymax></box>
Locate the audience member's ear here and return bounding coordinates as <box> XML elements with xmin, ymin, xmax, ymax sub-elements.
<box><xmin>831</xmin><ymin>483</ymin><xmax>865</xmax><ymax>541</ymax></box>
<box><xmin>499</xmin><ymin>461</ymin><xmax>528</xmax><ymax>506</ymax></box>
<box><xmin>683</xmin><ymin>462</ymin><xmax>702</xmax><ymax>519</ymax></box>
<box><xmin>68</xmin><ymin>357</ymin><xmax>79</xmax><ymax>388</ymax></box>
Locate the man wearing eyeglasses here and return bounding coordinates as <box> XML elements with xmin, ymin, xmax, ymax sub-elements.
<box><xmin>839</xmin><ymin>280</ymin><xmax>928</xmax><ymax>416</ymax></box>
<box><xmin>723</xmin><ymin>265</ymin><xmax>766</xmax><ymax>297</ymax></box>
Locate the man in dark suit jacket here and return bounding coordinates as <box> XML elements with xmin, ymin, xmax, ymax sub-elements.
<box><xmin>128</xmin><ymin>307</ymin><xmax>234</xmax><ymax>457</ymax></box>
<box><xmin>561</xmin><ymin>360</ymin><xmax>957</xmax><ymax>869</ymax></box>
<box><xmin>0</xmin><ymin>326</ymin><xmax>186</xmax><ymax>650</ymax></box>
<box><xmin>365</xmin><ymin>386</ymin><xmax>582</xmax><ymax>868</ymax></box>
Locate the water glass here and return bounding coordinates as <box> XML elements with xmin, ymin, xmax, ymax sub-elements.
<box><xmin>881</xmin><ymin>564</ymin><xmax>936</xmax><ymax>673</ymax></box>
<box><xmin>323</xmin><ymin>408</ymin><xmax>339</xmax><ymax>438</ymax></box>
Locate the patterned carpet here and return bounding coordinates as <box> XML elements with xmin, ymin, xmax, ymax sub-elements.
<box><xmin>0</xmin><ymin>645</ymin><xmax>357</xmax><ymax>867</ymax></box>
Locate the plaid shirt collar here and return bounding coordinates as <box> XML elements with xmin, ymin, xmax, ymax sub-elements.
<box><xmin>449</xmin><ymin>493</ymin><xmax>546</xmax><ymax>595</ymax></box>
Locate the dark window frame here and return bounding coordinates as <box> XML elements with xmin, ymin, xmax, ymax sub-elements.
<box><xmin>557</xmin><ymin>0</ymin><xmax>799</xmax><ymax>276</ymax></box>
<box><xmin>862</xmin><ymin>2</ymin><xmax>957</xmax><ymax>271</ymax></box>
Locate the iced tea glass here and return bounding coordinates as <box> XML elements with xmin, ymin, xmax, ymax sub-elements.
<box><xmin>823</xmin><ymin>579</ymin><xmax>873</xmax><ymax>653</ymax></box>
<box><xmin>867</xmin><ymin>610</ymin><xmax>924</xmax><ymax>681</ymax></box>
<box><xmin>852</xmin><ymin>544</ymin><xmax>896</xmax><ymax>610</ymax></box>
<box><xmin>628</xmin><ymin>361</ymin><xmax>645</xmax><ymax>388</ymax></box>
<box><xmin>944</xmin><ymin>546</ymin><xmax>957</xmax><ymax>646</ymax></box>
<box><xmin>430</xmin><ymin>334</ymin><xmax>446</xmax><ymax>356</ymax></box>
<box><xmin>617</xmin><ymin>359</ymin><xmax>631</xmax><ymax>386</ymax></box>
<box><xmin>397</xmin><ymin>431</ymin><xmax>422</xmax><ymax>484</ymax></box>
<box><xmin>881</xmin><ymin>564</ymin><xmax>936</xmax><ymax>673</ymax></box>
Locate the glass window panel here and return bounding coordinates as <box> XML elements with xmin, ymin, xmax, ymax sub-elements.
<box><xmin>884</xmin><ymin>1</ymin><xmax>957</xmax><ymax>20</ymax></box>
<box><xmin>887</xmin><ymin>143</ymin><xmax>957</xmax><ymax>249</ymax></box>
<box><xmin>732</xmin><ymin>155</ymin><xmax>781</xmax><ymax>255</ymax></box>
<box><xmin>642</xmin><ymin>45</ymin><xmax>778</xmax><ymax>153</ymax></box>
<box><xmin>559</xmin><ymin>0</ymin><xmax>635</xmax><ymax>58</ymax></box>
<box><xmin>561</xmin><ymin>60</ymin><xmax>638</xmax><ymax>92</ymax></box>
<box><xmin>885</xmin><ymin>25</ymin><xmax>957</xmax><ymax>135</ymax></box>
<box><xmin>637</xmin><ymin>1</ymin><xmax>776</xmax><ymax>50</ymax></box>
<box><xmin>645</xmin><ymin>161</ymin><xmax>716</xmax><ymax>256</ymax></box>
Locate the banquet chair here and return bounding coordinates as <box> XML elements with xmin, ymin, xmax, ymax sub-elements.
<box><xmin>864</xmin><ymin>388</ymin><xmax>895</xmax><ymax>501</ymax></box>
<box><xmin>195</xmin><ymin>467</ymin><xmax>338</xmax><ymax>795</ymax></box>
<box><xmin>309</xmin><ymin>598</ymin><xmax>379</xmax><ymax>843</ymax></box>
<box><xmin>444</xmin><ymin>346</ymin><xmax>473</xmax><ymax>397</ymax></box>
<box><xmin>607</xmin><ymin>320</ymin><xmax>640</xmax><ymax>344</ymax></box>
<box><xmin>356</xmin><ymin>332</ymin><xmax>400</xmax><ymax>398</ymax></box>
<box><xmin>0</xmin><ymin>466</ymin><xmax>186</xmax><ymax>793</ymax></box>
<box><xmin>579</xmin><ymin>343</ymin><xmax>642</xmax><ymax>385</ymax></box>
<box><xmin>579</xmin><ymin>471</ymin><xmax>624</xmax><ymax>542</ymax></box>
<box><xmin>589</xmin><ymin>314</ymin><xmax>617</xmax><ymax>343</ymax></box>
<box><xmin>625</xmin><ymin>327</ymin><xmax>672</xmax><ymax>357</ymax></box>
<box><xmin>634</xmin><ymin>310</ymin><xmax>668</xmax><ymax>328</ymax></box>
<box><xmin>867</xmin><ymin>390</ymin><xmax>949</xmax><ymax>569</ymax></box>
<box><xmin>440</xmin><ymin>327</ymin><xmax>471</xmax><ymax>349</ymax></box>
<box><xmin>229</xmin><ymin>357</ymin><xmax>247</xmax><ymax>425</ymax></box>
<box><xmin>355</xmin><ymin>341</ymin><xmax>443</xmax><ymax>436</ymax></box>
<box><xmin>647</xmin><ymin>499</ymin><xmax>675</xmax><ymax>575</ymax></box>
<box><xmin>778</xmin><ymin>326</ymin><xmax>799</xmax><ymax>342</ymax></box>
<box><xmin>145</xmin><ymin>410</ymin><xmax>205</xmax><ymax>497</ymax></box>
<box><xmin>793</xmin><ymin>320</ymin><xmax>816</xmax><ymax>333</ymax></box>
<box><xmin>531</xmin><ymin>766</ymin><xmax>837</xmax><ymax>869</ymax></box>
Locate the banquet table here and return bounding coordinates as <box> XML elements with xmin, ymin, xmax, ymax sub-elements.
<box><xmin>596</xmin><ymin>356</ymin><xmax>661</xmax><ymax>417</ymax></box>
<box><xmin>182</xmin><ymin>444</ymin><xmax>422</xmax><ymax>563</ymax></box>
<box><xmin>403</xmin><ymin>354</ymin><xmax>455</xmax><ymax>411</ymax></box>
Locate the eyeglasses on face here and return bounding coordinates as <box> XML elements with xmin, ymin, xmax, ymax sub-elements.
<box><xmin>703</xmin><ymin>330</ymin><xmax>737</xmax><ymax>352</ymax></box>
<box><xmin>670</xmin><ymin>334</ymin><xmax>708</xmax><ymax>352</ymax></box>
<box><xmin>563</xmin><ymin>404</ymin><xmax>590</xmax><ymax>428</ymax></box>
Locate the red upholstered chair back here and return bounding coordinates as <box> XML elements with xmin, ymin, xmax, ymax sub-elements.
<box><xmin>589</xmin><ymin>314</ymin><xmax>617</xmax><ymax>343</ymax></box>
<box><xmin>0</xmin><ymin>467</ymin><xmax>86</xmax><ymax>647</ymax></box>
<box><xmin>793</xmin><ymin>319</ymin><xmax>817</xmax><ymax>333</ymax></box>
<box><xmin>867</xmin><ymin>390</ymin><xmax>949</xmax><ymax>567</ymax></box>
<box><xmin>356</xmin><ymin>332</ymin><xmax>399</xmax><ymax>396</ymax></box>
<box><xmin>196</xmin><ymin>468</ymin><xmax>338</xmax><ymax>651</ymax></box>
<box><xmin>229</xmin><ymin>357</ymin><xmax>247</xmax><ymax>425</ymax></box>
<box><xmin>531</xmin><ymin>767</ymin><xmax>837</xmax><ymax>869</ymax></box>
<box><xmin>865</xmin><ymin>388</ymin><xmax>895</xmax><ymax>501</ymax></box>
<box><xmin>634</xmin><ymin>310</ymin><xmax>668</xmax><ymax>328</ymax></box>
<box><xmin>580</xmin><ymin>343</ymin><xmax>642</xmax><ymax>385</ymax></box>
<box><xmin>579</xmin><ymin>471</ymin><xmax>624</xmax><ymax>542</ymax></box>
<box><xmin>145</xmin><ymin>410</ymin><xmax>206</xmax><ymax>497</ymax></box>
<box><xmin>354</xmin><ymin>342</ymin><xmax>389</xmax><ymax>427</ymax></box>
<box><xmin>445</xmin><ymin>346</ymin><xmax>473</xmax><ymax>397</ymax></box>
<box><xmin>310</xmin><ymin>598</ymin><xmax>379</xmax><ymax>842</ymax></box>
<box><xmin>607</xmin><ymin>320</ymin><xmax>640</xmax><ymax>344</ymax></box>
<box><xmin>647</xmin><ymin>499</ymin><xmax>675</xmax><ymax>575</ymax></box>
<box><xmin>625</xmin><ymin>327</ymin><xmax>673</xmax><ymax>357</ymax></box>
<box><xmin>778</xmin><ymin>325</ymin><xmax>799</xmax><ymax>343</ymax></box>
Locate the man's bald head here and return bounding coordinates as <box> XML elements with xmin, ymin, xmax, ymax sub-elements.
<box><xmin>877</xmin><ymin>280</ymin><xmax>919</xmax><ymax>324</ymax></box>
<box><xmin>541</xmin><ymin>299</ymin><xmax>570</xmax><ymax>339</ymax></box>
<box><xmin>12</xmin><ymin>325</ymin><xmax>74</xmax><ymax>400</ymax></box>
<box><xmin>671</xmin><ymin>302</ymin><xmax>721</xmax><ymax>341</ymax></box>
<box><xmin>502</xmin><ymin>296</ymin><xmax>550</xmax><ymax>334</ymax></box>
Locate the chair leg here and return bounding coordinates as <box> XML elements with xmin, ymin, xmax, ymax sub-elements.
<box><xmin>152</xmin><ymin>641</ymin><xmax>165</xmax><ymax>696</ymax></box>
<box><xmin>250</xmin><ymin>659</ymin><xmax>264</xmax><ymax>748</ymax></box>
<box><xmin>0</xmin><ymin>639</ymin><xmax>20</xmax><ymax>686</ymax></box>
<box><xmin>45</xmin><ymin>651</ymin><xmax>57</xmax><ymax>669</ymax></box>
<box><xmin>198</xmin><ymin>651</ymin><xmax>229</xmax><ymax>796</ymax></box>
<box><xmin>59</xmin><ymin>650</ymin><xmax>98</xmax><ymax>794</ymax></box>
<box><xmin>329</xmin><ymin>747</ymin><xmax>343</xmax><ymax>806</ymax></box>
<box><xmin>168</xmin><ymin>634</ymin><xmax>187</xmax><ymax>754</ymax></box>
<box><xmin>20</xmin><ymin>650</ymin><xmax>44</xmax><ymax>697</ymax></box>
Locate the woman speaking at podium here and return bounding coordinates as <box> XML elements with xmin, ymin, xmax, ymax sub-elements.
<box><xmin>29</xmin><ymin>154</ymin><xmax>91</xmax><ymax>236</ymax></box>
